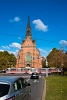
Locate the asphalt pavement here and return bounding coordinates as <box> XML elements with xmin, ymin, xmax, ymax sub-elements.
<box><xmin>29</xmin><ymin>77</ymin><xmax>45</xmax><ymax>100</ymax></box>
<box><xmin>0</xmin><ymin>73</ymin><xmax>45</xmax><ymax>100</ymax></box>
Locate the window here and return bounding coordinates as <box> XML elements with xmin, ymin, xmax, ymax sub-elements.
<box><xmin>13</xmin><ymin>78</ymin><xmax>28</xmax><ymax>91</ymax></box>
<box><xmin>25</xmin><ymin>52</ymin><xmax>32</xmax><ymax>62</ymax></box>
<box><xmin>21</xmin><ymin>78</ymin><xmax>28</xmax><ymax>87</ymax></box>
<box><xmin>13</xmin><ymin>82</ymin><xmax>17</xmax><ymax>91</ymax></box>
<box><xmin>0</xmin><ymin>83</ymin><xmax>10</xmax><ymax>97</ymax></box>
<box><xmin>13</xmin><ymin>79</ymin><xmax>22</xmax><ymax>91</ymax></box>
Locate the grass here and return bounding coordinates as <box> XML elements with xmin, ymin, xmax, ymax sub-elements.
<box><xmin>45</xmin><ymin>75</ymin><xmax>67</xmax><ymax>100</ymax></box>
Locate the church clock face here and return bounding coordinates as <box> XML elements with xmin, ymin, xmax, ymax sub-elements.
<box><xmin>25</xmin><ymin>52</ymin><xmax>32</xmax><ymax>62</ymax></box>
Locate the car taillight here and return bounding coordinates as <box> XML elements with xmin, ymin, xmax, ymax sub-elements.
<box><xmin>5</xmin><ymin>96</ymin><xmax>15</xmax><ymax>100</ymax></box>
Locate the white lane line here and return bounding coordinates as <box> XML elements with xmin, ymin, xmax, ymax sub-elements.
<box><xmin>27</xmin><ymin>79</ymin><xmax>30</xmax><ymax>82</ymax></box>
<box><xmin>34</xmin><ymin>80</ymin><xmax>39</xmax><ymax>83</ymax></box>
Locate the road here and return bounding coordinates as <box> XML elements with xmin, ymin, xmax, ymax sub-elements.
<box><xmin>0</xmin><ymin>73</ymin><xmax>45</xmax><ymax>100</ymax></box>
<box><xmin>29</xmin><ymin>77</ymin><xmax>45</xmax><ymax>100</ymax></box>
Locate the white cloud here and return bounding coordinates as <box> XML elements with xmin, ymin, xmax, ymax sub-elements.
<box><xmin>33</xmin><ymin>19</ymin><xmax>48</xmax><ymax>32</ymax></box>
<box><xmin>9</xmin><ymin>17</ymin><xmax>20</xmax><ymax>22</ymax></box>
<box><xmin>0</xmin><ymin>49</ymin><xmax>4</xmax><ymax>52</ymax></box>
<box><xmin>8</xmin><ymin>50</ymin><xmax>19</xmax><ymax>56</ymax></box>
<box><xmin>18</xmin><ymin>37</ymin><xmax>22</xmax><ymax>39</ymax></box>
<box><xmin>59</xmin><ymin>40</ymin><xmax>67</xmax><ymax>46</ymax></box>
<box><xmin>9</xmin><ymin>42</ymin><xmax>21</xmax><ymax>49</ymax></box>
<box><xmin>0</xmin><ymin>49</ymin><xmax>19</xmax><ymax>56</ymax></box>
<box><xmin>0</xmin><ymin>42</ymin><xmax>21</xmax><ymax>56</ymax></box>
<box><xmin>39</xmin><ymin>48</ymin><xmax>48</xmax><ymax>54</ymax></box>
<box><xmin>50</xmin><ymin>49</ymin><xmax>52</xmax><ymax>52</ymax></box>
<box><xmin>1</xmin><ymin>45</ymin><xmax>10</xmax><ymax>49</ymax></box>
<box><xmin>14</xmin><ymin>17</ymin><xmax>20</xmax><ymax>22</ymax></box>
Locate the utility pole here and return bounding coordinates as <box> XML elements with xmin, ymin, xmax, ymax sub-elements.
<box><xmin>46</xmin><ymin>58</ymin><xmax>48</xmax><ymax>77</ymax></box>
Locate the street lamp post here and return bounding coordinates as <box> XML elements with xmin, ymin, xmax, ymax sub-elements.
<box><xmin>46</xmin><ymin>58</ymin><xmax>48</xmax><ymax>67</ymax></box>
<box><xmin>46</xmin><ymin>58</ymin><xmax>48</xmax><ymax>77</ymax></box>
<box><xmin>10</xmin><ymin>60</ymin><xmax>14</xmax><ymax>68</ymax></box>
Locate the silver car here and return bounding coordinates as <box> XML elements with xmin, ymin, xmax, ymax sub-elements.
<box><xmin>0</xmin><ymin>76</ymin><xmax>31</xmax><ymax>100</ymax></box>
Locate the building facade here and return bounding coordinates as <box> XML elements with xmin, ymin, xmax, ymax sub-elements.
<box><xmin>16</xmin><ymin>17</ymin><xmax>42</xmax><ymax>68</ymax></box>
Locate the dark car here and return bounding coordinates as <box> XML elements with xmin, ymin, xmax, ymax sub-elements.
<box><xmin>0</xmin><ymin>76</ymin><xmax>31</xmax><ymax>100</ymax></box>
<box><xmin>30</xmin><ymin>73</ymin><xmax>39</xmax><ymax>79</ymax></box>
<box><xmin>0</xmin><ymin>70</ymin><xmax>6</xmax><ymax>73</ymax></box>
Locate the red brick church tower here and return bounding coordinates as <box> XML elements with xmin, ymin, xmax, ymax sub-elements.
<box><xmin>16</xmin><ymin>17</ymin><xmax>42</xmax><ymax>68</ymax></box>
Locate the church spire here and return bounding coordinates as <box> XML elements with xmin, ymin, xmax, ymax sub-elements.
<box><xmin>26</xmin><ymin>17</ymin><xmax>32</xmax><ymax>38</ymax></box>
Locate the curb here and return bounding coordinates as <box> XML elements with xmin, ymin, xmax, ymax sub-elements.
<box><xmin>42</xmin><ymin>79</ymin><xmax>46</xmax><ymax>100</ymax></box>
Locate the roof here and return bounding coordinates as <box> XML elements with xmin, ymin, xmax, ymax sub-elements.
<box><xmin>0</xmin><ymin>76</ymin><xmax>23</xmax><ymax>84</ymax></box>
<box><xmin>26</xmin><ymin>17</ymin><xmax>32</xmax><ymax>37</ymax></box>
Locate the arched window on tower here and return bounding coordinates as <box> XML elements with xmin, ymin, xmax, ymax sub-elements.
<box><xmin>25</xmin><ymin>52</ymin><xmax>32</xmax><ymax>62</ymax></box>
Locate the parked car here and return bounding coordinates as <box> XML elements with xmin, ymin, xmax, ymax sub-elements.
<box><xmin>0</xmin><ymin>76</ymin><xmax>31</xmax><ymax>100</ymax></box>
<box><xmin>0</xmin><ymin>70</ymin><xmax>6</xmax><ymax>73</ymax></box>
<box><xmin>30</xmin><ymin>73</ymin><xmax>39</xmax><ymax>79</ymax></box>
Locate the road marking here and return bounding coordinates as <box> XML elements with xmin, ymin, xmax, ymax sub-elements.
<box><xmin>34</xmin><ymin>80</ymin><xmax>39</xmax><ymax>83</ymax></box>
<box><xmin>27</xmin><ymin>79</ymin><xmax>30</xmax><ymax>82</ymax></box>
<box><xmin>34</xmin><ymin>80</ymin><xmax>36</xmax><ymax>82</ymax></box>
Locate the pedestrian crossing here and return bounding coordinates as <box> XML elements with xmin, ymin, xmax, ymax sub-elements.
<box><xmin>22</xmin><ymin>75</ymin><xmax>43</xmax><ymax>78</ymax></box>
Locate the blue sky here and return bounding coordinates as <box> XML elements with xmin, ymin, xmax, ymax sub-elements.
<box><xmin>0</xmin><ymin>0</ymin><xmax>67</xmax><ymax>57</ymax></box>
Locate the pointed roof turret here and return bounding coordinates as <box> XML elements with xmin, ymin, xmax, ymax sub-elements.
<box><xmin>26</xmin><ymin>17</ymin><xmax>32</xmax><ymax>38</ymax></box>
<box><xmin>27</xmin><ymin>16</ymin><xmax>31</xmax><ymax>28</ymax></box>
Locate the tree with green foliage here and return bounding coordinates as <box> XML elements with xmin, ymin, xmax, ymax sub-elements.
<box><xmin>0</xmin><ymin>51</ymin><xmax>16</xmax><ymax>70</ymax></box>
<box><xmin>47</xmin><ymin>48</ymin><xmax>63</xmax><ymax>68</ymax></box>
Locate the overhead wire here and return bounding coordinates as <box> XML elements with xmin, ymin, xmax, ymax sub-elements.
<box><xmin>0</xmin><ymin>32</ymin><xmax>59</xmax><ymax>43</ymax></box>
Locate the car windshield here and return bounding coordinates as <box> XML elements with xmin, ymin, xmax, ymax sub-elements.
<box><xmin>0</xmin><ymin>83</ymin><xmax>10</xmax><ymax>97</ymax></box>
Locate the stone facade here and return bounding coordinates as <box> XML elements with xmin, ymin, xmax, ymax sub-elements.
<box><xmin>16</xmin><ymin>17</ymin><xmax>42</xmax><ymax>68</ymax></box>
